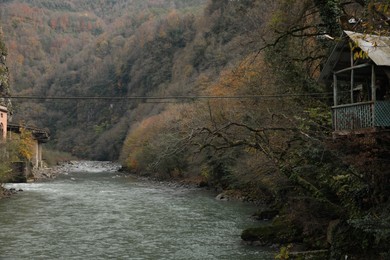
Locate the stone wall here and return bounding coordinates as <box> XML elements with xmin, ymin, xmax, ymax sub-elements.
<box><xmin>10</xmin><ymin>161</ymin><xmax>32</xmax><ymax>183</ymax></box>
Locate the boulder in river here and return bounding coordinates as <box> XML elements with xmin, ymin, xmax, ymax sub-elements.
<box><xmin>216</xmin><ymin>193</ymin><xmax>229</xmax><ymax>201</ymax></box>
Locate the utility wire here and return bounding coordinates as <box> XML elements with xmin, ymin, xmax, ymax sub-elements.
<box><xmin>7</xmin><ymin>92</ymin><xmax>334</xmax><ymax>101</ymax></box>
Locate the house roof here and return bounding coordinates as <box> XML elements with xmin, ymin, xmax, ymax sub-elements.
<box><xmin>345</xmin><ymin>30</ymin><xmax>390</xmax><ymax>66</ymax></box>
<box><xmin>0</xmin><ymin>105</ymin><xmax>7</xmax><ymax>112</ymax></box>
<box><xmin>318</xmin><ymin>31</ymin><xmax>390</xmax><ymax>84</ymax></box>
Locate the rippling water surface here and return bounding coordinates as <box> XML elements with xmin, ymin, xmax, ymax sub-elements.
<box><xmin>0</xmin><ymin>162</ymin><xmax>273</xmax><ymax>259</ymax></box>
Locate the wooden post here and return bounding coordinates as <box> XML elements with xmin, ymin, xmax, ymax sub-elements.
<box><xmin>333</xmin><ymin>73</ymin><xmax>338</xmax><ymax>106</ymax></box>
<box><xmin>371</xmin><ymin>64</ymin><xmax>376</xmax><ymax>127</ymax></box>
<box><xmin>371</xmin><ymin>64</ymin><xmax>376</xmax><ymax>101</ymax></box>
<box><xmin>351</xmin><ymin>49</ymin><xmax>355</xmax><ymax>103</ymax></box>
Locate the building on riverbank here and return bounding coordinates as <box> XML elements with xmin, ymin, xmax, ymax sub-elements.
<box><xmin>0</xmin><ymin>103</ymin><xmax>50</xmax><ymax>182</ymax></box>
<box><xmin>7</xmin><ymin>124</ymin><xmax>50</xmax><ymax>169</ymax></box>
<box><xmin>319</xmin><ymin>30</ymin><xmax>390</xmax><ymax>137</ymax></box>
<box><xmin>0</xmin><ymin>105</ymin><xmax>7</xmax><ymax>139</ymax></box>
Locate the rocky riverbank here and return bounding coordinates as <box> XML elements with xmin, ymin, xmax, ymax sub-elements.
<box><xmin>2</xmin><ymin>161</ymin><xmax>124</xmax><ymax>197</ymax></box>
<box><xmin>119</xmin><ymin>167</ymin><xmax>268</xmax><ymax>204</ymax></box>
<box><xmin>0</xmin><ymin>186</ymin><xmax>23</xmax><ymax>198</ymax></box>
<box><xmin>32</xmin><ymin>161</ymin><xmax>122</xmax><ymax>181</ymax></box>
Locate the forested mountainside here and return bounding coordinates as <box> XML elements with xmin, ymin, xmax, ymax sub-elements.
<box><xmin>0</xmin><ymin>0</ymin><xmax>206</xmax><ymax>159</ymax></box>
<box><xmin>0</xmin><ymin>0</ymin><xmax>336</xmax><ymax>160</ymax></box>
<box><xmin>2</xmin><ymin>1</ymin><xmax>390</xmax><ymax>258</ymax></box>
<box><xmin>0</xmin><ymin>26</ymin><xmax>10</xmax><ymax>108</ymax></box>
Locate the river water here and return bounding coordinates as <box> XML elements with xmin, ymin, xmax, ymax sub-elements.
<box><xmin>0</xmin><ymin>162</ymin><xmax>273</xmax><ymax>259</ymax></box>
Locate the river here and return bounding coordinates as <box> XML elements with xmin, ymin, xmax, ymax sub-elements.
<box><xmin>0</xmin><ymin>162</ymin><xmax>273</xmax><ymax>259</ymax></box>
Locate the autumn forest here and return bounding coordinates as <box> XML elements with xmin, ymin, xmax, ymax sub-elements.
<box><xmin>1</xmin><ymin>0</ymin><xmax>390</xmax><ymax>258</ymax></box>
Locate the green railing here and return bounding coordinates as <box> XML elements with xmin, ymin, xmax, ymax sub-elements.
<box><xmin>332</xmin><ymin>101</ymin><xmax>390</xmax><ymax>131</ymax></box>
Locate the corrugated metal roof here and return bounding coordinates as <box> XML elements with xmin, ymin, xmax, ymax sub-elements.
<box><xmin>318</xmin><ymin>34</ymin><xmax>347</xmax><ymax>83</ymax></box>
<box><xmin>345</xmin><ymin>30</ymin><xmax>390</xmax><ymax>66</ymax></box>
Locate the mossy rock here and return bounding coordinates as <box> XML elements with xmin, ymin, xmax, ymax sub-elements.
<box><xmin>252</xmin><ymin>209</ymin><xmax>279</xmax><ymax>221</ymax></box>
<box><xmin>241</xmin><ymin>218</ymin><xmax>303</xmax><ymax>245</ymax></box>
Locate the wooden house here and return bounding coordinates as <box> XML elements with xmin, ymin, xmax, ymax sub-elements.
<box><xmin>319</xmin><ymin>31</ymin><xmax>390</xmax><ymax>136</ymax></box>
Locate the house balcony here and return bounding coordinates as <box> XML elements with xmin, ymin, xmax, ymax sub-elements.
<box><xmin>332</xmin><ymin>101</ymin><xmax>390</xmax><ymax>133</ymax></box>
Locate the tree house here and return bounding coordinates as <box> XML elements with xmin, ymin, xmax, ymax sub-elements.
<box><xmin>319</xmin><ymin>31</ymin><xmax>390</xmax><ymax>136</ymax></box>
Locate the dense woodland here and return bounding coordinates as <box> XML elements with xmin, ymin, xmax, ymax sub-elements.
<box><xmin>1</xmin><ymin>0</ymin><xmax>390</xmax><ymax>258</ymax></box>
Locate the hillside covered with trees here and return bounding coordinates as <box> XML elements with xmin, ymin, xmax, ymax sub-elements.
<box><xmin>1</xmin><ymin>0</ymin><xmax>390</xmax><ymax>258</ymax></box>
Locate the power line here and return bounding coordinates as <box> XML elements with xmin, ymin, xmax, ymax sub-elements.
<box><xmin>7</xmin><ymin>92</ymin><xmax>334</xmax><ymax>101</ymax></box>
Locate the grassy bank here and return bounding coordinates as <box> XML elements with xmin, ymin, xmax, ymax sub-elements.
<box><xmin>42</xmin><ymin>148</ymin><xmax>78</xmax><ymax>167</ymax></box>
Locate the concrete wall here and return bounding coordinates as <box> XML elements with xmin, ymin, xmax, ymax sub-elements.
<box><xmin>31</xmin><ymin>139</ymin><xmax>43</xmax><ymax>168</ymax></box>
<box><xmin>10</xmin><ymin>161</ymin><xmax>31</xmax><ymax>183</ymax></box>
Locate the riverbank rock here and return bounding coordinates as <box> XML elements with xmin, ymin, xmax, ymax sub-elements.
<box><xmin>252</xmin><ymin>209</ymin><xmax>279</xmax><ymax>221</ymax></box>
<box><xmin>32</xmin><ymin>166</ymin><xmax>62</xmax><ymax>180</ymax></box>
<box><xmin>59</xmin><ymin>161</ymin><xmax>121</xmax><ymax>173</ymax></box>
<box><xmin>0</xmin><ymin>186</ymin><xmax>22</xmax><ymax>198</ymax></box>
<box><xmin>216</xmin><ymin>193</ymin><xmax>229</xmax><ymax>201</ymax></box>
<box><xmin>215</xmin><ymin>190</ymin><xmax>253</xmax><ymax>202</ymax></box>
<box><xmin>241</xmin><ymin>217</ymin><xmax>303</xmax><ymax>246</ymax></box>
<box><xmin>31</xmin><ymin>161</ymin><xmax>123</xmax><ymax>181</ymax></box>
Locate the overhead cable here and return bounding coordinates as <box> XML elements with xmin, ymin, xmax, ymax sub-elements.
<box><xmin>8</xmin><ymin>92</ymin><xmax>334</xmax><ymax>101</ymax></box>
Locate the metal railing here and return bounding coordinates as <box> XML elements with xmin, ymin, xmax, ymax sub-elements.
<box><xmin>332</xmin><ymin>101</ymin><xmax>390</xmax><ymax>131</ymax></box>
